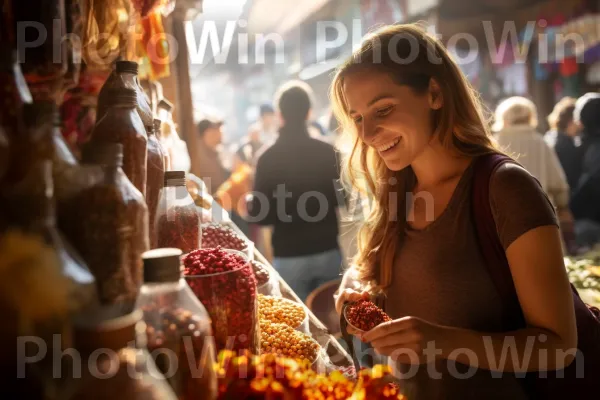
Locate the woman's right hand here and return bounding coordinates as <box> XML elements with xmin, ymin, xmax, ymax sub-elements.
<box><xmin>335</xmin><ymin>289</ymin><xmax>370</xmax><ymax>336</ymax></box>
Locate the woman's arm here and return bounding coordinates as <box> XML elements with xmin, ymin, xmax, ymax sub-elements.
<box><xmin>440</xmin><ymin>225</ymin><xmax>577</xmax><ymax>372</ymax></box>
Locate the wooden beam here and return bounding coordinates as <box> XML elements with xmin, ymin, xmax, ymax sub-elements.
<box><xmin>171</xmin><ymin>8</ymin><xmax>202</xmax><ymax>176</ymax></box>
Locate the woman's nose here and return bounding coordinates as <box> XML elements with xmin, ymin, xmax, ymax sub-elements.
<box><xmin>361</xmin><ymin>119</ymin><xmax>377</xmax><ymax>142</ymax></box>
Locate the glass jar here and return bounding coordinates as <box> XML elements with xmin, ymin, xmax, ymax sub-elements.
<box><xmin>0</xmin><ymin>46</ymin><xmax>32</xmax><ymax>139</ymax></box>
<box><xmin>90</xmin><ymin>87</ymin><xmax>148</xmax><ymax>197</ymax></box>
<box><xmin>155</xmin><ymin>171</ymin><xmax>201</xmax><ymax>254</ymax></box>
<box><xmin>97</xmin><ymin>61</ymin><xmax>153</xmax><ymax>128</ymax></box>
<box><xmin>2</xmin><ymin>161</ymin><xmax>97</xmax><ymax>314</ymax></box>
<box><xmin>65</xmin><ymin>308</ymin><xmax>177</xmax><ymax>400</ymax></box>
<box><xmin>147</xmin><ymin>119</ymin><xmax>166</xmax><ymax>249</ymax></box>
<box><xmin>183</xmin><ymin>248</ymin><xmax>260</xmax><ymax>354</ymax></box>
<box><xmin>60</xmin><ymin>143</ymin><xmax>148</xmax><ymax>308</ymax></box>
<box><xmin>137</xmin><ymin>248</ymin><xmax>217</xmax><ymax>400</ymax></box>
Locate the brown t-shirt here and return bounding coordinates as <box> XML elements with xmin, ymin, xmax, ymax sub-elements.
<box><xmin>386</xmin><ymin>161</ymin><xmax>558</xmax><ymax>400</ymax></box>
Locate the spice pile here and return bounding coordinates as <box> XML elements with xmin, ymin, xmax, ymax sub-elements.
<box><xmin>258</xmin><ymin>295</ymin><xmax>305</xmax><ymax>328</ymax></box>
<box><xmin>183</xmin><ymin>247</ymin><xmax>258</xmax><ymax>352</ymax></box>
<box><xmin>259</xmin><ymin>321</ymin><xmax>319</xmax><ymax>363</ymax></box>
<box><xmin>251</xmin><ymin>260</ymin><xmax>270</xmax><ymax>287</ymax></box>
<box><xmin>346</xmin><ymin>300</ymin><xmax>391</xmax><ymax>332</ymax></box>
<box><xmin>216</xmin><ymin>350</ymin><xmax>405</xmax><ymax>400</ymax></box>
<box><xmin>202</xmin><ymin>223</ymin><xmax>249</xmax><ymax>253</ymax></box>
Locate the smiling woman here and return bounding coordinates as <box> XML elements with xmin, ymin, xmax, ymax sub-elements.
<box><xmin>329</xmin><ymin>24</ymin><xmax>591</xmax><ymax>400</ymax></box>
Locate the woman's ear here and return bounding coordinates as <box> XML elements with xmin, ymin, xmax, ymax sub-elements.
<box><xmin>428</xmin><ymin>78</ymin><xmax>443</xmax><ymax>110</ymax></box>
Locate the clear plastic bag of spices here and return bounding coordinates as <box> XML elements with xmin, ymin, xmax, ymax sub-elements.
<box><xmin>96</xmin><ymin>61</ymin><xmax>153</xmax><ymax>127</ymax></box>
<box><xmin>2</xmin><ymin>161</ymin><xmax>97</xmax><ymax>314</ymax></box>
<box><xmin>137</xmin><ymin>248</ymin><xmax>217</xmax><ymax>400</ymax></box>
<box><xmin>91</xmin><ymin>87</ymin><xmax>148</xmax><ymax>197</ymax></box>
<box><xmin>147</xmin><ymin>119</ymin><xmax>166</xmax><ymax>248</ymax></box>
<box><xmin>155</xmin><ymin>171</ymin><xmax>202</xmax><ymax>254</ymax></box>
<box><xmin>60</xmin><ymin>143</ymin><xmax>148</xmax><ymax>308</ymax></box>
<box><xmin>64</xmin><ymin>307</ymin><xmax>177</xmax><ymax>400</ymax></box>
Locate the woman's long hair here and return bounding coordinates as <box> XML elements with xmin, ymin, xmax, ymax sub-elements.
<box><xmin>330</xmin><ymin>24</ymin><xmax>499</xmax><ymax>292</ymax></box>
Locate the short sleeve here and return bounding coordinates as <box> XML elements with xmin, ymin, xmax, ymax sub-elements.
<box><xmin>489</xmin><ymin>163</ymin><xmax>559</xmax><ymax>250</ymax></box>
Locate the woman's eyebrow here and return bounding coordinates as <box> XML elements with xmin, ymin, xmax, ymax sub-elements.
<box><xmin>349</xmin><ymin>94</ymin><xmax>395</xmax><ymax>114</ymax></box>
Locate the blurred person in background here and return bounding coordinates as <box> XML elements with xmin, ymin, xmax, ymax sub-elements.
<box><xmin>494</xmin><ymin>97</ymin><xmax>571</xmax><ymax>212</ymax></box>
<box><xmin>196</xmin><ymin>117</ymin><xmax>229</xmax><ymax>194</ymax></box>
<box><xmin>247</xmin><ymin>81</ymin><xmax>343</xmax><ymax>301</ymax></box>
<box><xmin>570</xmin><ymin>93</ymin><xmax>600</xmax><ymax>247</ymax></box>
<box><xmin>545</xmin><ymin>97</ymin><xmax>585</xmax><ymax>192</ymax></box>
<box><xmin>494</xmin><ymin>97</ymin><xmax>575</xmax><ymax>252</ymax></box>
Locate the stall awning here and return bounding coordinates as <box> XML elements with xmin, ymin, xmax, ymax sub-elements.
<box><xmin>247</xmin><ymin>0</ymin><xmax>330</xmax><ymax>35</ymax></box>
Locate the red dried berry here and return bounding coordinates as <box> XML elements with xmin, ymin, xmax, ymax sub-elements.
<box><xmin>201</xmin><ymin>223</ymin><xmax>249</xmax><ymax>253</ymax></box>
<box><xmin>346</xmin><ymin>299</ymin><xmax>391</xmax><ymax>331</ymax></box>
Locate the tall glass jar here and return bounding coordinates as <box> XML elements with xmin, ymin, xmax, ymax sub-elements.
<box><xmin>137</xmin><ymin>248</ymin><xmax>217</xmax><ymax>400</ymax></box>
<box><xmin>155</xmin><ymin>171</ymin><xmax>202</xmax><ymax>254</ymax></box>
<box><xmin>0</xmin><ymin>46</ymin><xmax>32</xmax><ymax>140</ymax></box>
<box><xmin>61</xmin><ymin>142</ymin><xmax>149</xmax><ymax>308</ymax></box>
<box><xmin>96</xmin><ymin>61</ymin><xmax>153</xmax><ymax>128</ymax></box>
<box><xmin>2</xmin><ymin>161</ymin><xmax>96</xmax><ymax>314</ymax></box>
<box><xmin>90</xmin><ymin>87</ymin><xmax>148</xmax><ymax>197</ymax></box>
<box><xmin>147</xmin><ymin>119</ymin><xmax>166</xmax><ymax>249</ymax></box>
<box><xmin>183</xmin><ymin>248</ymin><xmax>259</xmax><ymax>354</ymax></box>
<box><xmin>65</xmin><ymin>308</ymin><xmax>177</xmax><ymax>400</ymax></box>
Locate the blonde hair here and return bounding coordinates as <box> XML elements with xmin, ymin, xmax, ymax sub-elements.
<box><xmin>547</xmin><ymin>97</ymin><xmax>576</xmax><ymax>131</ymax></box>
<box><xmin>330</xmin><ymin>24</ymin><xmax>499</xmax><ymax>291</ymax></box>
<box><xmin>493</xmin><ymin>96</ymin><xmax>538</xmax><ymax>131</ymax></box>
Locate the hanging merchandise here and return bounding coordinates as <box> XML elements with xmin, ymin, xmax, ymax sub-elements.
<box><xmin>147</xmin><ymin>119</ymin><xmax>167</xmax><ymax>248</ymax></box>
<box><xmin>2</xmin><ymin>161</ymin><xmax>97</xmax><ymax>315</ymax></box>
<box><xmin>155</xmin><ymin>171</ymin><xmax>202</xmax><ymax>253</ymax></box>
<box><xmin>137</xmin><ymin>11</ymin><xmax>171</xmax><ymax>81</ymax></box>
<box><xmin>0</xmin><ymin>46</ymin><xmax>32</xmax><ymax>140</ymax></box>
<box><xmin>82</xmin><ymin>0</ymin><xmax>133</xmax><ymax>70</ymax></box>
<box><xmin>137</xmin><ymin>248</ymin><xmax>218</xmax><ymax>400</ymax></box>
<box><xmin>7</xmin><ymin>0</ymin><xmax>67</xmax><ymax>83</ymax></box>
<box><xmin>96</xmin><ymin>61</ymin><xmax>154</xmax><ymax>127</ymax></box>
<box><xmin>66</xmin><ymin>309</ymin><xmax>178</xmax><ymax>400</ymax></box>
<box><xmin>59</xmin><ymin>143</ymin><xmax>149</xmax><ymax>308</ymax></box>
<box><xmin>90</xmin><ymin>87</ymin><xmax>148</xmax><ymax>196</ymax></box>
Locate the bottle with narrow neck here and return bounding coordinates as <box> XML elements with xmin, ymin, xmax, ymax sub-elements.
<box><xmin>0</xmin><ymin>46</ymin><xmax>32</xmax><ymax>139</ymax></box>
<box><xmin>146</xmin><ymin>119</ymin><xmax>167</xmax><ymax>248</ymax></box>
<box><xmin>91</xmin><ymin>87</ymin><xmax>148</xmax><ymax>197</ymax></box>
<box><xmin>96</xmin><ymin>60</ymin><xmax>153</xmax><ymax>128</ymax></box>
<box><xmin>3</xmin><ymin>160</ymin><xmax>97</xmax><ymax>314</ymax></box>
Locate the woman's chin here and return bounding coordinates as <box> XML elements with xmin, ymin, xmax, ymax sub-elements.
<box><xmin>382</xmin><ymin>157</ymin><xmax>410</xmax><ymax>172</ymax></box>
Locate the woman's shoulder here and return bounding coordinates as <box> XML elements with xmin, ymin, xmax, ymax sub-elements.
<box><xmin>488</xmin><ymin>160</ymin><xmax>558</xmax><ymax>250</ymax></box>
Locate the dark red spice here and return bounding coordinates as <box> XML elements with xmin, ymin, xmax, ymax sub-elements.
<box><xmin>183</xmin><ymin>247</ymin><xmax>259</xmax><ymax>353</ymax></box>
<box><xmin>251</xmin><ymin>260</ymin><xmax>270</xmax><ymax>287</ymax></box>
<box><xmin>146</xmin><ymin>120</ymin><xmax>166</xmax><ymax>248</ymax></box>
<box><xmin>202</xmin><ymin>223</ymin><xmax>249</xmax><ymax>253</ymax></box>
<box><xmin>156</xmin><ymin>206</ymin><xmax>201</xmax><ymax>254</ymax></box>
<box><xmin>90</xmin><ymin>87</ymin><xmax>148</xmax><ymax>197</ymax></box>
<box><xmin>346</xmin><ymin>299</ymin><xmax>391</xmax><ymax>332</ymax></box>
<box><xmin>143</xmin><ymin>306</ymin><xmax>216</xmax><ymax>400</ymax></box>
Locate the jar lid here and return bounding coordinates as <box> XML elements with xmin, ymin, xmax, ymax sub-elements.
<box><xmin>116</xmin><ymin>60</ymin><xmax>139</xmax><ymax>75</ymax></box>
<box><xmin>82</xmin><ymin>142</ymin><xmax>124</xmax><ymax>167</ymax></box>
<box><xmin>143</xmin><ymin>248</ymin><xmax>183</xmax><ymax>283</ymax></box>
<box><xmin>73</xmin><ymin>308</ymin><xmax>145</xmax><ymax>352</ymax></box>
<box><xmin>164</xmin><ymin>170</ymin><xmax>186</xmax><ymax>187</ymax></box>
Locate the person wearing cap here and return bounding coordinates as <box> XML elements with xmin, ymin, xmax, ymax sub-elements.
<box><xmin>570</xmin><ymin>93</ymin><xmax>600</xmax><ymax>247</ymax></box>
<box><xmin>196</xmin><ymin>117</ymin><xmax>229</xmax><ymax>194</ymax></box>
<box><xmin>247</xmin><ymin>81</ymin><xmax>343</xmax><ymax>301</ymax></box>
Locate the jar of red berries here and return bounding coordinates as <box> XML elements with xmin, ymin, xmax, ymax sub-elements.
<box><xmin>183</xmin><ymin>247</ymin><xmax>259</xmax><ymax>354</ymax></box>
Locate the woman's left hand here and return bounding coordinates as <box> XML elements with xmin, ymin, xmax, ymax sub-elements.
<box><xmin>361</xmin><ymin>316</ymin><xmax>448</xmax><ymax>364</ymax></box>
